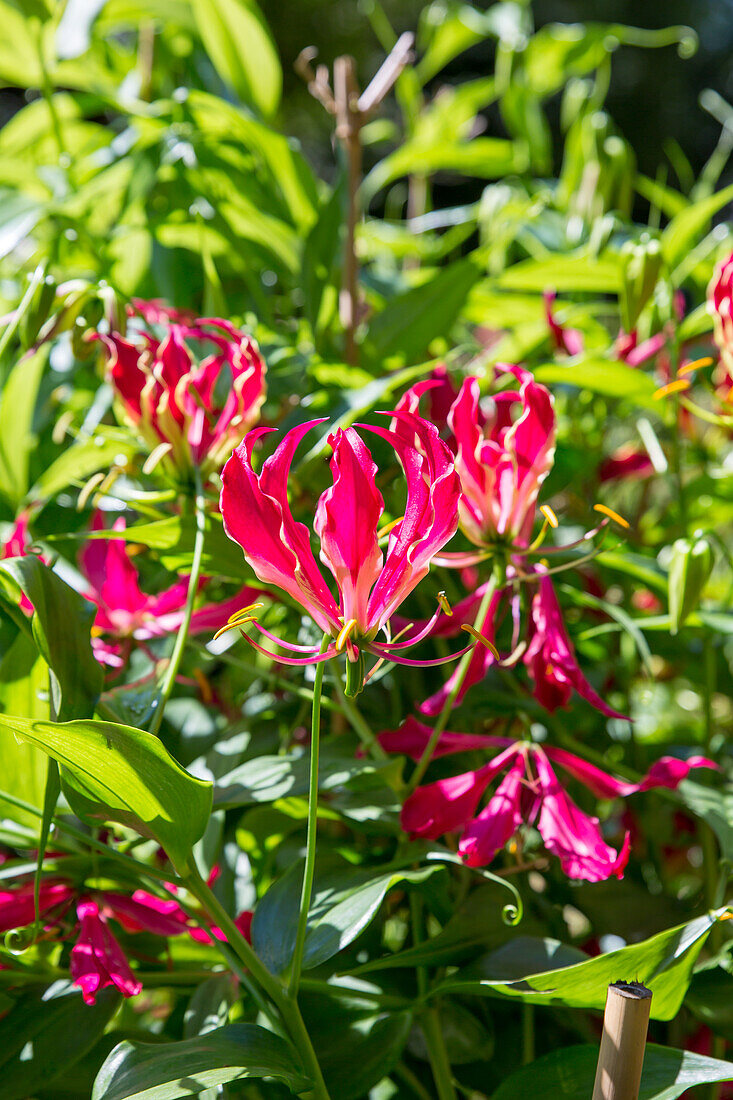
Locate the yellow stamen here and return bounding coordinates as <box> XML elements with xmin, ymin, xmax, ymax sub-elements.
<box><xmin>77</xmin><ymin>472</ymin><xmax>106</xmax><ymax>510</ymax></box>
<box><xmin>336</xmin><ymin>618</ymin><xmax>358</xmax><ymax>652</ymax></box>
<box><xmin>653</xmin><ymin>379</ymin><xmax>691</xmax><ymax>400</ymax></box>
<box><xmin>227</xmin><ymin>602</ymin><xmax>264</xmax><ymax>622</ymax></box>
<box><xmin>678</xmin><ymin>356</ymin><xmax>714</xmax><ymax>376</ymax></box>
<box><xmin>377</xmin><ymin>515</ymin><xmax>404</xmax><ymax>539</ymax></box>
<box><xmin>593</xmin><ymin>503</ymin><xmax>630</xmax><ymax>529</ymax></box>
<box><xmin>437</xmin><ymin>591</ymin><xmax>453</xmax><ymax>616</ymax></box>
<box><xmin>539</xmin><ymin>504</ymin><xmax>559</xmax><ymax>528</ymax></box>
<box><xmin>461</xmin><ymin>624</ymin><xmax>499</xmax><ymax>659</ymax></box>
<box><xmin>212</xmin><ymin>615</ymin><xmax>258</xmax><ymax>641</ymax></box>
<box><xmin>142</xmin><ymin>441</ymin><xmax>173</xmax><ymax>475</ymax></box>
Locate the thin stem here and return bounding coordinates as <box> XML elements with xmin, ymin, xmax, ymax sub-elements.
<box><xmin>408</xmin><ymin>562</ymin><xmax>504</xmax><ymax>793</ymax></box>
<box><xmin>148</xmin><ymin>467</ymin><xmax>207</xmax><ymax>737</ymax></box>
<box><xmin>396</xmin><ymin>1062</ymin><xmax>433</xmax><ymax>1100</ymax></box>
<box><xmin>289</xmin><ymin>636</ymin><xmax>330</xmax><ymax>999</ymax></box>
<box><xmin>410</xmin><ymin>894</ymin><xmax>457</xmax><ymax>1100</ymax></box>
<box><xmin>522</xmin><ymin>1003</ymin><xmax>535</xmax><ymax>1064</ymax></box>
<box><xmin>329</xmin><ymin>663</ymin><xmax>387</xmax><ymax>759</ymax></box>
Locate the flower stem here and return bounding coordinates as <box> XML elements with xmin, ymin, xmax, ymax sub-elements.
<box><xmin>330</xmin><ymin>662</ymin><xmax>388</xmax><ymax>760</ymax></box>
<box><xmin>408</xmin><ymin>561</ymin><xmax>505</xmax><ymax>793</ymax></box>
<box><xmin>148</xmin><ymin>467</ymin><xmax>207</xmax><ymax>738</ymax></box>
<box><xmin>410</xmin><ymin>893</ymin><xmax>457</xmax><ymax>1100</ymax></box>
<box><xmin>288</xmin><ymin>636</ymin><xmax>330</xmax><ymax>999</ymax></box>
<box><xmin>184</xmin><ymin>863</ymin><xmax>332</xmax><ymax>1099</ymax></box>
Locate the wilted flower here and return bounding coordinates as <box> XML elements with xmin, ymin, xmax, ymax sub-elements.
<box><xmin>97</xmin><ymin>300</ymin><xmax>266</xmax><ymax>478</ymax></box>
<box><xmin>385</xmin><ymin>717</ymin><xmax>716</xmax><ymax>882</ymax></box>
<box><xmin>220</xmin><ymin>414</ymin><xmax>463</xmax><ymax>693</ymax></box>
<box><xmin>81</xmin><ymin>513</ymin><xmax>259</xmax><ymax>668</ymax></box>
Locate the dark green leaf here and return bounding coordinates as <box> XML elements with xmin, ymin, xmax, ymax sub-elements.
<box><xmin>91</xmin><ymin>1023</ymin><xmax>310</xmax><ymax>1099</ymax></box>
<box><xmin>492</xmin><ymin>1043</ymin><xmax>733</xmax><ymax>1100</ymax></box>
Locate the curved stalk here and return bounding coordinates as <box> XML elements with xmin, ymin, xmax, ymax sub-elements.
<box><xmin>289</xmin><ymin>636</ymin><xmax>330</xmax><ymax>998</ymax></box>
<box><xmin>408</xmin><ymin>559</ymin><xmax>506</xmax><ymax>793</ymax></box>
<box><xmin>148</xmin><ymin>467</ymin><xmax>206</xmax><ymax>737</ymax></box>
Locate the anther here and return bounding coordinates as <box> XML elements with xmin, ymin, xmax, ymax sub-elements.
<box><xmin>593</xmin><ymin>503</ymin><xmax>630</xmax><ymax>529</ymax></box>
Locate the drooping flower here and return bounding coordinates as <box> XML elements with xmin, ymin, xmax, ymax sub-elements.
<box><xmin>399</xmin><ymin>365</ymin><xmax>556</xmax><ymax>549</ymax></box>
<box><xmin>80</xmin><ymin>513</ymin><xmax>259</xmax><ymax>668</ymax></box>
<box><xmin>523</xmin><ymin>567</ymin><xmax>629</xmax><ymax>719</ymax></box>
<box><xmin>386</xmin><ymin>718</ymin><xmax>716</xmax><ymax>881</ymax></box>
<box><xmin>219</xmin><ymin>414</ymin><xmax>463</xmax><ymax>692</ymax></box>
<box><xmin>413</xmin><ymin>565</ymin><xmax>627</xmax><ymax>720</ymax></box>
<box><xmin>599</xmin><ymin>444</ymin><xmax>654</xmax><ymax>482</ymax></box>
<box><xmin>96</xmin><ymin>301</ymin><xmax>266</xmax><ymax>478</ymax></box>
<box><xmin>0</xmin><ymin>873</ymin><xmax>251</xmax><ymax>1005</ymax></box>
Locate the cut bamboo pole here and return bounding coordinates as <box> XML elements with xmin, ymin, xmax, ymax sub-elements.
<box><xmin>592</xmin><ymin>981</ymin><xmax>652</xmax><ymax>1100</ymax></box>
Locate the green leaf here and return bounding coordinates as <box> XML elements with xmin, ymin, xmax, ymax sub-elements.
<box><xmin>0</xmin><ymin>631</ymin><xmax>49</xmax><ymax>829</ymax></box>
<box><xmin>300</xmin><ymin>988</ymin><xmax>412</xmax><ymax>1100</ymax></box>
<box><xmin>0</xmin><ymin>715</ymin><xmax>212</xmax><ymax>873</ymax></box>
<box><xmin>190</xmin><ymin>0</ymin><xmax>281</xmax><ymax>118</ymax></box>
<box><xmin>492</xmin><ymin>1043</ymin><xmax>733</xmax><ymax>1100</ymax></box>
<box><xmin>495</xmin><ymin>255</ymin><xmax>622</xmax><ymax>293</ymax></box>
<box><xmin>534</xmin><ymin>359</ymin><xmax>658</xmax><ymax>406</ymax></box>
<box><xmin>365</xmin><ymin>259</ymin><xmax>481</xmax><ymax>363</ymax></box>
<box><xmin>30</xmin><ymin>431</ymin><xmax>138</xmax><ymax>502</ymax></box>
<box><xmin>0</xmin><ymin>556</ymin><xmax>102</xmax><ymax>721</ymax></box>
<box><xmin>432</xmin><ymin>912</ymin><xmax>725</xmax><ymax>1019</ymax></box>
<box><xmin>252</xmin><ymin>859</ymin><xmax>443</xmax><ymax>975</ymax></box>
<box><xmin>677</xmin><ymin>779</ymin><xmax>733</xmax><ymax>862</ymax></box>
<box><xmin>89</xmin><ymin>514</ymin><xmax>244</xmax><ymax>580</ymax></box>
<box><xmin>91</xmin><ymin>1023</ymin><xmax>310</xmax><ymax>1099</ymax></box>
<box><xmin>0</xmin><ymin>347</ymin><xmax>46</xmax><ymax>507</ymax></box>
<box><xmin>661</xmin><ymin>181</ymin><xmax>733</xmax><ymax>267</ymax></box>
<box><xmin>363</xmin><ymin>137</ymin><xmax>524</xmax><ymax>199</ymax></box>
<box><xmin>0</xmin><ymin>984</ymin><xmax>119</xmax><ymax>1100</ymax></box>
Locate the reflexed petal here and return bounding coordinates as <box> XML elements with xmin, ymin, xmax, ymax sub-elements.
<box><xmin>459</xmin><ymin>758</ymin><xmax>526</xmax><ymax>866</ymax></box>
<box><xmin>314</xmin><ymin>427</ymin><xmax>384</xmax><ymax>628</ymax></box>
<box><xmin>378</xmin><ymin>715</ymin><xmax>512</xmax><ymax>760</ymax></box>
<box><xmin>401</xmin><ymin>748</ymin><xmax>518</xmax><ymax>839</ymax></box>
<box><xmin>220</xmin><ymin>424</ymin><xmax>341</xmax><ymax>633</ymax></box>
<box><xmin>533</xmin><ymin>752</ymin><xmax>629</xmax><ymax>882</ymax></box>
<box><xmin>545</xmin><ymin>746</ymin><xmax>718</xmax><ymax>799</ymax></box>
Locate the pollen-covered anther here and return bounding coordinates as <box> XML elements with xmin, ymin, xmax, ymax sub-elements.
<box><xmin>460</xmin><ymin>624</ymin><xmax>499</xmax><ymax>659</ymax></box>
<box><xmin>212</xmin><ymin>606</ymin><xmax>263</xmax><ymax>642</ymax></box>
<box><xmin>593</xmin><ymin>503</ymin><xmax>630</xmax><ymax>529</ymax></box>
<box><xmin>653</xmin><ymin>379</ymin><xmax>691</xmax><ymax>400</ymax></box>
<box><xmin>678</xmin><ymin>356</ymin><xmax>714</xmax><ymax>377</ymax></box>
<box><xmin>437</xmin><ymin>591</ymin><xmax>453</xmax><ymax>616</ymax></box>
<box><xmin>336</xmin><ymin>618</ymin><xmax>358</xmax><ymax>653</ymax></box>
<box><xmin>539</xmin><ymin>504</ymin><xmax>559</xmax><ymax>528</ymax></box>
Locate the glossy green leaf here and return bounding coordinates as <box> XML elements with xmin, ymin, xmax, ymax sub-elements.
<box><xmin>534</xmin><ymin>359</ymin><xmax>658</xmax><ymax>405</ymax></box>
<box><xmin>0</xmin><ymin>630</ymin><xmax>49</xmax><ymax>829</ymax></box>
<box><xmin>0</xmin><ymin>347</ymin><xmax>46</xmax><ymax>507</ymax></box>
<box><xmin>92</xmin><ymin>1023</ymin><xmax>310</xmax><ymax>1099</ymax></box>
<box><xmin>0</xmin><ymin>715</ymin><xmax>212</xmax><ymax>872</ymax></box>
<box><xmin>492</xmin><ymin>1043</ymin><xmax>733</xmax><ymax>1100</ymax></box>
<box><xmin>252</xmin><ymin>859</ymin><xmax>443</xmax><ymax>975</ymax></box>
<box><xmin>363</xmin><ymin>137</ymin><xmax>524</xmax><ymax>199</ymax></box>
<box><xmin>190</xmin><ymin>0</ymin><xmax>281</xmax><ymax>117</ymax></box>
<box><xmin>432</xmin><ymin>912</ymin><xmax>725</xmax><ymax>1019</ymax></box>
<box><xmin>366</xmin><ymin>258</ymin><xmax>481</xmax><ymax>363</ymax></box>
<box><xmin>0</xmin><ymin>984</ymin><xmax>119</xmax><ymax>1100</ymax></box>
<box><xmin>0</xmin><ymin>556</ymin><xmax>102</xmax><ymax>721</ymax></box>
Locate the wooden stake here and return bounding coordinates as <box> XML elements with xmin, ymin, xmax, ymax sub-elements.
<box><xmin>295</xmin><ymin>33</ymin><xmax>414</xmax><ymax>365</ymax></box>
<box><xmin>592</xmin><ymin>981</ymin><xmax>652</xmax><ymax>1100</ymax></box>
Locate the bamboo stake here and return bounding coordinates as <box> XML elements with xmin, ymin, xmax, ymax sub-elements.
<box><xmin>592</xmin><ymin>981</ymin><xmax>652</xmax><ymax>1100</ymax></box>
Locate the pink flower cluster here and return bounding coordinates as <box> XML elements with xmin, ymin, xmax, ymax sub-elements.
<box><xmin>98</xmin><ymin>300</ymin><xmax>266</xmax><ymax>478</ymax></box>
<box><xmin>382</xmin><ymin>717</ymin><xmax>716</xmax><ymax>882</ymax></box>
<box><xmin>0</xmin><ymin>874</ymin><xmax>251</xmax><ymax>1005</ymax></box>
